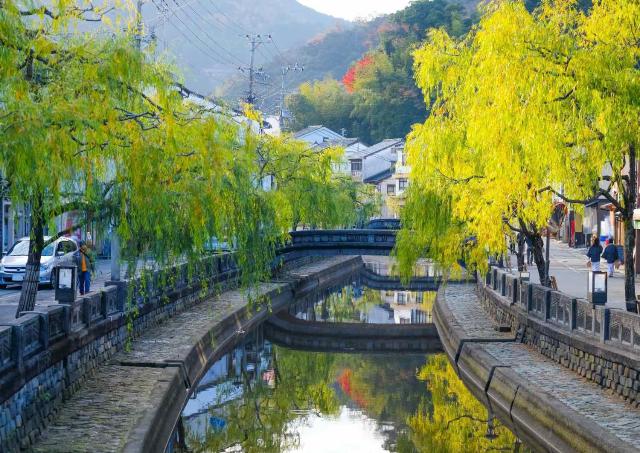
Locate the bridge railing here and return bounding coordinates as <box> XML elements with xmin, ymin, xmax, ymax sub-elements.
<box><xmin>287</xmin><ymin>229</ymin><xmax>397</xmax><ymax>246</ymax></box>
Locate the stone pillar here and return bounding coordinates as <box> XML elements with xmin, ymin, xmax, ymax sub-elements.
<box><xmin>110</xmin><ymin>229</ymin><xmax>120</xmax><ymax>282</ymax></box>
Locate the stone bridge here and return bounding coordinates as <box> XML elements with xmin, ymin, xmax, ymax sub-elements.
<box><xmin>264</xmin><ymin>311</ymin><xmax>441</xmax><ymax>353</ymax></box>
<box><xmin>279</xmin><ymin>229</ymin><xmax>398</xmax><ymax>259</ymax></box>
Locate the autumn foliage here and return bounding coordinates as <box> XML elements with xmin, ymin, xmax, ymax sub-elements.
<box><xmin>342</xmin><ymin>54</ymin><xmax>374</xmax><ymax>93</ymax></box>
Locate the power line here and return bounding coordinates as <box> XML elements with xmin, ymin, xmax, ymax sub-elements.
<box><xmin>147</xmin><ymin>0</ymin><xmax>201</xmax><ymax>27</ymax></box>
<box><xmin>208</xmin><ymin>2</ymin><xmax>249</xmax><ymax>35</ymax></box>
<box><xmin>162</xmin><ymin>0</ymin><xmax>238</xmax><ymax>65</ymax></box>
<box><xmin>270</xmin><ymin>37</ymin><xmax>289</xmax><ymax>65</ymax></box>
<box><xmin>177</xmin><ymin>0</ymin><xmax>246</xmax><ymax>65</ymax></box>
<box><xmin>156</xmin><ymin>1</ymin><xmax>232</xmax><ymax>65</ymax></box>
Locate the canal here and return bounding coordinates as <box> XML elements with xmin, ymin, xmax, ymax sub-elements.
<box><xmin>167</xmin><ymin>258</ymin><xmax>528</xmax><ymax>453</ymax></box>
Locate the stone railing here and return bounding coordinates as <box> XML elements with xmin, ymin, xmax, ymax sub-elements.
<box><xmin>0</xmin><ymin>252</ymin><xmax>240</xmax><ymax>452</ymax></box>
<box><xmin>0</xmin><ymin>254</ymin><xmax>239</xmax><ymax>383</ymax></box>
<box><xmin>279</xmin><ymin>229</ymin><xmax>398</xmax><ymax>259</ymax></box>
<box><xmin>482</xmin><ymin>267</ymin><xmax>640</xmax><ymax>406</ymax></box>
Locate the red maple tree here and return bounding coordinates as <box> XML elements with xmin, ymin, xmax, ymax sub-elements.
<box><xmin>342</xmin><ymin>54</ymin><xmax>374</xmax><ymax>93</ymax></box>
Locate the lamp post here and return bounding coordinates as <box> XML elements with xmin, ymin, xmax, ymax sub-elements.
<box><xmin>54</xmin><ymin>265</ymin><xmax>77</xmax><ymax>304</ymax></box>
<box><xmin>587</xmin><ymin>271</ymin><xmax>607</xmax><ymax>305</ymax></box>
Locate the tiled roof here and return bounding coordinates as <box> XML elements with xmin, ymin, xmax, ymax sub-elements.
<box><xmin>293</xmin><ymin>125</ymin><xmax>325</xmax><ymax>138</ymax></box>
<box><xmin>312</xmin><ymin>137</ymin><xmax>360</xmax><ymax>151</ymax></box>
<box><xmin>352</xmin><ymin>138</ymin><xmax>404</xmax><ymax>159</ymax></box>
<box><xmin>364</xmin><ymin>167</ymin><xmax>394</xmax><ymax>184</ymax></box>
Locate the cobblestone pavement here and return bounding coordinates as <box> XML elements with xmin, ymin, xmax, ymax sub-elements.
<box><xmin>443</xmin><ymin>284</ymin><xmax>513</xmax><ymax>340</ymax></box>
<box><xmin>483</xmin><ymin>342</ymin><xmax>640</xmax><ymax>446</ymax></box>
<box><xmin>31</xmin><ymin>256</ymin><xmax>355</xmax><ymax>453</ymax></box>
<box><xmin>444</xmin><ymin>283</ymin><xmax>640</xmax><ymax>447</ymax></box>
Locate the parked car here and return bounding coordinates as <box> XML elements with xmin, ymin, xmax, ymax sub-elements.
<box><xmin>365</xmin><ymin>218</ymin><xmax>401</xmax><ymax>230</ymax></box>
<box><xmin>0</xmin><ymin>236</ymin><xmax>79</xmax><ymax>288</ymax></box>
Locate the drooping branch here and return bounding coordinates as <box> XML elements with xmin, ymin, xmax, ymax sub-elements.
<box><xmin>435</xmin><ymin>168</ymin><xmax>485</xmax><ymax>185</ymax></box>
<box><xmin>19</xmin><ymin>4</ymin><xmax>115</xmax><ymax>22</ymax></box>
<box><xmin>537</xmin><ymin>185</ymin><xmax>625</xmax><ymax>214</ymax></box>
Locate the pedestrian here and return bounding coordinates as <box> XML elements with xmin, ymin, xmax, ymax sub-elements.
<box><xmin>75</xmin><ymin>240</ymin><xmax>95</xmax><ymax>295</ymax></box>
<box><xmin>586</xmin><ymin>236</ymin><xmax>603</xmax><ymax>272</ymax></box>
<box><xmin>525</xmin><ymin>236</ymin><xmax>534</xmax><ymax>265</ymax></box>
<box><xmin>602</xmin><ymin>238</ymin><xmax>618</xmax><ymax>277</ymax></box>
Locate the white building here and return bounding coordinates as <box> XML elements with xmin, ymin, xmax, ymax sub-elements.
<box><xmin>354</xmin><ymin>139</ymin><xmax>407</xmax><ymax>218</ymax></box>
<box><xmin>293</xmin><ymin>125</ymin><xmax>345</xmax><ymax>145</ymax></box>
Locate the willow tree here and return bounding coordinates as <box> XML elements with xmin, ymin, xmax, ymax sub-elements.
<box><xmin>398</xmin><ymin>0</ymin><xmax>640</xmax><ymax>304</ymax></box>
<box><xmin>1</xmin><ymin>1</ymin><xmax>362</xmax><ymax>316</ymax></box>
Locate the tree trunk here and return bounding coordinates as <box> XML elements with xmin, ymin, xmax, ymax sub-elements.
<box><xmin>623</xmin><ymin>144</ymin><xmax>637</xmax><ymax>312</ymax></box>
<box><xmin>16</xmin><ymin>195</ymin><xmax>44</xmax><ymax>317</ymax></box>
<box><xmin>516</xmin><ymin>233</ymin><xmax>526</xmax><ymax>271</ymax></box>
<box><xmin>623</xmin><ymin>216</ymin><xmax>636</xmax><ymax>310</ymax></box>
<box><xmin>530</xmin><ymin>233</ymin><xmax>548</xmax><ymax>286</ymax></box>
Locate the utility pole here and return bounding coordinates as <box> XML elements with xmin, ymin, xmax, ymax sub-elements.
<box><xmin>241</xmin><ymin>34</ymin><xmax>269</xmax><ymax>105</ymax></box>
<box><xmin>135</xmin><ymin>0</ymin><xmax>144</xmax><ymax>51</ymax></box>
<box><xmin>278</xmin><ymin>63</ymin><xmax>303</xmax><ymax>132</ymax></box>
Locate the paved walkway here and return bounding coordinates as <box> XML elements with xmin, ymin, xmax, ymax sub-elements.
<box><xmin>0</xmin><ymin>260</ymin><xmax>141</xmax><ymax>322</ymax></box>
<box><xmin>512</xmin><ymin>240</ymin><xmax>630</xmax><ymax>310</ymax></box>
<box><xmin>441</xmin><ymin>284</ymin><xmax>640</xmax><ymax>449</ymax></box>
<box><xmin>31</xmin><ymin>257</ymin><xmax>354</xmax><ymax>453</ymax></box>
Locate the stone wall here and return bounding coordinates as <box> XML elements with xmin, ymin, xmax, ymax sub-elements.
<box><xmin>481</xmin><ymin>267</ymin><xmax>640</xmax><ymax>408</ymax></box>
<box><xmin>0</xmin><ymin>253</ymin><xmax>239</xmax><ymax>452</ymax></box>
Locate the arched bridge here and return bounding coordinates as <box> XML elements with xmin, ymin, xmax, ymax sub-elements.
<box><xmin>264</xmin><ymin>311</ymin><xmax>442</xmax><ymax>354</ymax></box>
<box><xmin>279</xmin><ymin>229</ymin><xmax>398</xmax><ymax>259</ymax></box>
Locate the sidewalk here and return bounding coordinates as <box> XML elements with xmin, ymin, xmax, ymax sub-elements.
<box><xmin>0</xmin><ymin>260</ymin><xmax>114</xmax><ymax>322</ymax></box>
<box><xmin>515</xmin><ymin>240</ymin><xmax>630</xmax><ymax>310</ymax></box>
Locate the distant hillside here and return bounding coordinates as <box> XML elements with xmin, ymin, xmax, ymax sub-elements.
<box><xmin>217</xmin><ymin>17</ymin><xmax>386</xmax><ymax>110</ymax></box>
<box><xmin>145</xmin><ymin>0</ymin><xmax>349</xmax><ymax>95</ymax></box>
<box><xmin>217</xmin><ymin>0</ymin><xmax>489</xmax><ymax>112</ymax></box>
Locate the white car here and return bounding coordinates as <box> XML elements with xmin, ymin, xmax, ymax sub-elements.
<box><xmin>0</xmin><ymin>237</ymin><xmax>79</xmax><ymax>288</ymax></box>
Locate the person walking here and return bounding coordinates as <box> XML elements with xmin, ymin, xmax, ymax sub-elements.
<box><xmin>525</xmin><ymin>236</ymin><xmax>534</xmax><ymax>265</ymax></box>
<box><xmin>602</xmin><ymin>238</ymin><xmax>618</xmax><ymax>277</ymax></box>
<box><xmin>586</xmin><ymin>236</ymin><xmax>603</xmax><ymax>272</ymax></box>
<box><xmin>75</xmin><ymin>240</ymin><xmax>95</xmax><ymax>295</ymax></box>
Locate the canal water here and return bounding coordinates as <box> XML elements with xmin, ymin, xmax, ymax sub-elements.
<box><xmin>167</xmin><ymin>259</ymin><xmax>527</xmax><ymax>453</ymax></box>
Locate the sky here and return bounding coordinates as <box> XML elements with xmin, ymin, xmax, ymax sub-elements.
<box><xmin>298</xmin><ymin>0</ymin><xmax>413</xmax><ymax>20</ymax></box>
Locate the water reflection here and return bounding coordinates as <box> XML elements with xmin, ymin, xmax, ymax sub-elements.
<box><xmin>289</xmin><ymin>281</ymin><xmax>434</xmax><ymax>325</ymax></box>
<box><xmin>169</xmin><ymin>328</ymin><xmax>526</xmax><ymax>453</ymax></box>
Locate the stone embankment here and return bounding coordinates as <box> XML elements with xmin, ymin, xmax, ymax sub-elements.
<box><xmin>1</xmin><ymin>253</ymin><xmax>361</xmax><ymax>453</ymax></box>
<box><xmin>434</xmin><ymin>274</ymin><xmax>640</xmax><ymax>452</ymax></box>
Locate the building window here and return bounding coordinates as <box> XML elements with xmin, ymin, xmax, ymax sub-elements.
<box><xmin>351</xmin><ymin>160</ymin><xmax>362</xmax><ymax>172</ymax></box>
<box><xmin>397</xmin><ymin>292</ymin><xmax>407</xmax><ymax>304</ymax></box>
<box><xmin>399</xmin><ymin>178</ymin><xmax>408</xmax><ymax>190</ymax></box>
<box><xmin>387</xmin><ymin>184</ymin><xmax>396</xmax><ymax>195</ymax></box>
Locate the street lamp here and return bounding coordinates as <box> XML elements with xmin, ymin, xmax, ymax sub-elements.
<box><xmin>54</xmin><ymin>265</ymin><xmax>77</xmax><ymax>304</ymax></box>
<box><xmin>587</xmin><ymin>271</ymin><xmax>607</xmax><ymax>305</ymax></box>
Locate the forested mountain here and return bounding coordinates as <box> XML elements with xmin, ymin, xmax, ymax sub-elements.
<box><xmin>145</xmin><ymin>0</ymin><xmax>348</xmax><ymax>95</ymax></box>
<box><xmin>283</xmin><ymin>0</ymin><xmax>477</xmax><ymax>144</ymax></box>
<box><xmin>217</xmin><ymin>17</ymin><xmax>385</xmax><ymax>109</ymax></box>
